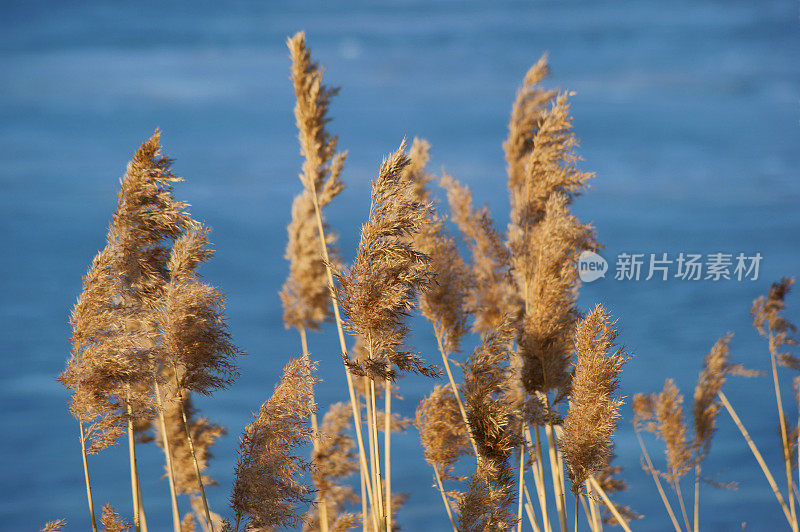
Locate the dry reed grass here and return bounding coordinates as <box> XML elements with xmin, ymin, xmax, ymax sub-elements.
<box><xmin>51</xmin><ymin>31</ymin><xmax>799</xmax><ymax>532</ymax></box>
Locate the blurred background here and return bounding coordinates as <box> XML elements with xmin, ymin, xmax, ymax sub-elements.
<box><xmin>2</xmin><ymin>1</ymin><xmax>799</xmax><ymax>529</ymax></box>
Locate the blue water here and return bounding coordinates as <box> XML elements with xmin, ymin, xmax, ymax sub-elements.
<box><xmin>2</xmin><ymin>1</ymin><xmax>799</xmax><ymax>530</ymax></box>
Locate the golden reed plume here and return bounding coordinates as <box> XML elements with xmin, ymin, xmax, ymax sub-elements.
<box><xmin>561</xmin><ymin>305</ymin><xmax>628</xmax><ymax>493</ymax></box>
<box><xmin>231</xmin><ymin>355</ymin><xmax>317</xmax><ymax>530</ymax></box>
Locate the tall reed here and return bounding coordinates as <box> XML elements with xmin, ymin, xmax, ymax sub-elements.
<box><xmin>53</xmin><ymin>31</ymin><xmax>800</xmax><ymax>532</ymax></box>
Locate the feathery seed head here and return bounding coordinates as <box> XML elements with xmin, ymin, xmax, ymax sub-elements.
<box><xmin>441</xmin><ymin>173</ymin><xmax>517</xmax><ymax>336</ymax></box>
<box><xmin>561</xmin><ymin>304</ymin><xmax>628</xmax><ymax>493</ymax></box>
<box><xmin>231</xmin><ymin>355</ymin><xmax>318</xmax><ymax>529</ymax></box>
<box><xmin>416</xmin><ymin>385</ymin><xmax>472</xmax><ymax>481</ymax></box>
<box><xmin>334</xmin><ymin>142</ymin><xmax>438</xmax><ymax>381</ymax></box>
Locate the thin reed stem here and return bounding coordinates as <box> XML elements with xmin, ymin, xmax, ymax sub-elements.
<box><xmin>673</xmin><ymin>480</ymin><xmax>691</xmax><ymax>532</ymax></box>
<box><xmin>523</xmin><ymin>483</ymin><xmax>542</xmax><ymax>532</ymax></box>
<box><xmin>586</xmin><ymin>477</ymin><xmax>632</xmax><ymax>532</ymax></box>
<box><xmin>573</xmin><ymin>492</ymin><xmax>579</xmax><ymax>532</ymax></box>
<box><xmin>78</xmin><ymin>420</ymin><xmax>98</xmax><ymax>532</ymax></box>
<box><xmin>364</xmin><ymin>374</ymin><xmax>382</xmax><ymax>530</ymax></box>
<box><xmin>385</xmin><ymin>374</ymin><xmax>392</xmax><ymax>532</ymax></box>
<box><xmin>308</xmin><ymin>171</ymin><xmax>377</xmax><ymax>517</ymax></box>
<box><xmin>586</xmin><ymin>485</ymin><xmax>599</xmax><ymax>532</ymax></box>
<box><xmin>154</xmin><ymin>381</ymin><xmax>181</xmax><ymax>532</ymax></box>
<box><xmin>769</xmin><ymin>332</ymin><xmax>799</xmax><ymax>532</ymax></box>
<box><xmin>692</xmin><ymin>464</ymin><xmax>700</xmax><ymax>532</ymax></box>
<box><xmin>635</xmin><ymin>431</ymin><xmax>681</xmax><ymax>532</ymax></box>
<box><xmin>528</xmin><ymin>426</ymin><xmax>552</xmax><ymax>532</ymax></box>
<box><xmin>369</xmin><ymin>373</ymin><xmax>385</xmax><ymax>527</ymax></box>
<box><xmin>435</xmin><ymin>334</ymin><xmax>480</xmax><ymax>459</ymax></box>
<box><xmin>544</xmin><ymin>422</ymin><xmax>568</xmax><ymax>532</ymax></box>
<box><xmin>518</xmin><ymin>444</ymin><xmax>526</xmax><ymax>532</ymax></box>
<box><xmin>433</xmin><ymin>467</ymin><xmax>457</xmax><ymax>532</ymax></box>
<box><xmin>580</xmin><ymin>494</ymin><xmax>593</xmax><ymax>532</ymax></box>
<box><xmin>138</xmin><ymin>482</ymin><xmax>148</xmax><ymax>532</ymax></box>
<box><xmin>172</xmin><ymin>367</ymin><xmax>215</xmax><ymax>532</ymax></box>
<box><xmin>299</xmin><ymin>328</ymin><xmax>330</xmax><ymax>532</ymax></box>
<box><xmin>718</xmin><ymin>390</ymin><xmax>794</xmax><ymax>526</ymax></box>
<box><xmin>360</xmin><ymin>470</ymin><xmax>368</xmax><ymax>532</ymax></box>
<box><xmin>125</xmin><ymin>389</ymin><xmax>142</xmax><ymax>532</ymax></box>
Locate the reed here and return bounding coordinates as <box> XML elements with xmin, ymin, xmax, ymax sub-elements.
<box><xmin>286</xmin><ymin>33</ymin><xmax>377</xmax><ymax>528</ymax></box>
<box><xmin>53</xmin><ymin>31</ymin><xmax>800</xmax><ymax>532</ymax></box>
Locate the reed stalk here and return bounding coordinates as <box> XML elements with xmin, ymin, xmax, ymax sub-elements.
<box><xmin>586</xmin><ymin>487</ymin><xmax>600</xmax><ymax>532</ymax></box>
<box><xmin>544</xmin><ymin>422</ymin><xmax>568</xmax><ymax>532</ymax></box>
<box><xmin>573</xmin><ymin>493</ymin><xmax>579</xmax><ymax>532</ymax></box>
<box><xmin>125</xmin><ymin>390</ymin><xmax>142</xmax><ymax>532</ymax></box>
<box><xmin>527</xmin><ymin>426</ymin><xmax>551</xmax><ymax>532</ymax></box>
<box><xmin>78</xmin><ymin>420</ymin><xmax>98</xmax><ymax>532</ymax></box>
<box><xmin>592</xmin><ymin>500</ymin><xmax>602</xmax><ymax>532</ymax></box>
<box><xmin>360</xmin><ymin>471</ymin><xmax>368</xmax><ymax>532</ymax></box>
<box><xmin>586</xmin><ymin>477</ymin><xmax>632</xmax><ymax>532</ymax></box>
<box><xmin>718</xmin><ymin>390</ymin><xmax>793</xmax><ymax>525</ymax></box>
<box><xmin>523</xmin><ymin>483</ymin><xmax>542</xmax><ymax>532</ymax></box>
<box><xmin>137</xmin><ymin>483</ymin><xmax>148</xmax><ymax>532</ymax></box>
<box><xmin>171</xmin><ymin>367</ymin><xmax>214</xmax><ymax>532</ymax></box>
<box><xmin>369</xmin><ymin>373</ymin><xmax>385</xmax><ymax>527</ymax></box>
<box><xmin>308</xmin><ymin>169</ymin><xmax>377</xmax><ymax>517</ymax></box>
<box><xmin>580</xmin><ymin>493</ymin><xmax>593</xmax><ymax>532</ymax></box>
<box><xmin>299</xmin><ymin>328</ymin><xmax>330</xmax><ymax>532</ymax></box>
<box><xmin>518</xmin><ymin>445</ymin><xmax>527</xmax><ymax>532</ymax></box>
<box><xmin>154</xmin><ymin>381</ymin><xmax>181</xmax><ymax>532</ymax></box>
<box><xmin>635</xmin><ymin>431</ymin><xmax>681</xmax><ymax>532</ymax></box>
<box><xmin>433</xmin><ymin>467</ymin><xmax>457</xmax><ymax>531</ymax></box>
<box><xmin>363</xmin><ymin>376</ymin><xmax>382</xmax><ymax>528</ymax></box>
<box><xmin>385</xmin><ymin>374</ymin><xmax>392</xmax><ymax>532</ymax></box>
<box><xmin>692</xmin><ymin>464</ymin><xmax>700</xmax><ymax>532</ymax></box>
<box><xmin>673</xmin><ymin>480</ymin><xmax>691</xmax><ymax>532</ymax></box>
<box><xmin>768</xmin><ymin>331</ymin><xmax>798</xmax><ymax>532</ymax></box>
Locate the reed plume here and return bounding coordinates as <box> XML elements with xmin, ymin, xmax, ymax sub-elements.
<box><xmin>692</xmin><ymin>334</ymin><xmax>738</xmax><ymax>461</ymax></box>
<box><xmin>457</xmin><ymin>326</ymin><xmax>520</xmax><ymax>531</ymax></box>
<box><xmin>284</xmin><ymin>29</ymin><xmax>345</xmax><ymax>331</ymax></box>
<box><xmin>101</xmin><ymin>505</ymin><xmax>131</xmax><ymax>532</ymax></box>
<box><xmin>691</xmin><ymin>333</ymin><xmax>755</xmax><ymax>531</ymax></box>
<box><xmin>654</xmin><ymin>381</ymin><xmax>692</xmax><ymax>484</ymax></box>
<box><xmin>441</xmin><ymin>173</ymin><xmax>515</xmax><ymax>337</ymax></box>
<box><xmin>504</xmin><ymin>54</ymin><xmax>556</xmax><ymax>197</ymax></box>
<box><xmin>288</xmin><ymin>32</ymin><xmax>346</xmax><ymax>199</ymax></box>
<box><xmin>752</xmin><ymin>277</ymin><xmax>799</xmax><ymax>531</ymax></box>
<box><xmin>40</xmin><ymin>520</ymin><xmax>66</xmax><ymax>532</ymax></box>
<box><xmin>509</xmin><ymin>94</ymin><xmax>596</xmax><ymax>406</ymax></box>
<box><xmin>333</xmin><ymin>142</ymin><xmax>436</xmax><ymax>380</ymax></box>
<box><xmin>416</xmin><ymin>385</ymin><xmax>472</xmax><ymax>481</ymax></box>
<box><xmin>60</xmin><ymin>131</ymin><xmax>192</xmax><ymax>447</ymax></box>
<box><xmin>753</xmin><ymin>278</ymin><xmax>798</xmax><ymax>368</ymax></box>
<box><xmin>160</xmin><ymin>227</ymin><xmax>239</xmax><ymax>396</ymax></box>
<box><xmin>406</xmin><ymin>140</ymin><xmax>471</xmax><ymax>357</ymax></box>
<box><xmin>60</xmin><ymin>131</ymin><xmax>193</xmax><ymax>531</ymax></box>
<box><xmin>561</xmin><ymin>305</ymin><xmax>627</xmax><ymax>493</ymax></box>
<box><xmin>231</xmin><ymin>355</ymin><xmax>317</xmax><ymax>530</ymax></box>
